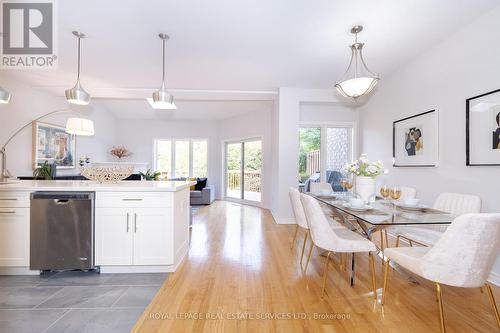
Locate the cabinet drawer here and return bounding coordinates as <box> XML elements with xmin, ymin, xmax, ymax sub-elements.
<box><xmin>0</xmin><ymin>192</ymin><xmax>30</xmax><ymax>208</ymax></box>
<box><xmin>96</xmin><ymin>192</ymin><xmax>172</xmax><ymax>208</ymax></box>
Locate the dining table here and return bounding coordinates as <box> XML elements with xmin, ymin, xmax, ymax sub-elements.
<box><xmin>309</xmin><ymin>192</ymin><xmax>457</xmax><ymax>286</ymax></box>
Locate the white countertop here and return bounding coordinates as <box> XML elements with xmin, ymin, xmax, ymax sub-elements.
<box><xmin>0</xmin><ymin>180</ymin><xmax>196</xmax><ymax>192</ymax></box>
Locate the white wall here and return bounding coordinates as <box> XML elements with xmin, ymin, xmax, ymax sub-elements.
<box><xmin>217</xmin><ymin>107</ymin><xmax>273</xmax><ymax>208</ymax></box>
<box><xmin>114</xmin><ymin>118</ymin><xmax>220</xmax><ymax>194</ymax></box>
<box><xmin>358</xmin><ymin>6</ymin><xmax>500</xmax><ymax>283</ymax></box>
<box><xmin>0</xmin><ymin>74</ymin><xmax>117</xmax><ymax>178</ymax></box>
<box><xmin>271</xmin><ymin>88</ymin><xmax>356</xmax><ymax>223</ymax></box>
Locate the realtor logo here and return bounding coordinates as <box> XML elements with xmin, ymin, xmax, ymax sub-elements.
<box><xmin>1</xmin><ymin>0</ymin><xmax>57</xmax><ymax>68</ymax></box>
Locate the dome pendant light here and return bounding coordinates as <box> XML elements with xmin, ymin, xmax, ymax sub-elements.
<box><xmin>0</xmin><ymin>86</ymin><xmax>11</xmax><ymax>104</ymax></box>
<box><xmin>65</xmin><ymin>31</ymin><xmax>91</xmax><ymax>105</ymax></box>
<box><xmin>150</xmin><ymin>33</ymin><xmax>176</xmax><ymax>110</ymax></box>
<box><xmin>335</xmin><ymin>25</ymin><xmax>379</xmax><ymax>99</ymax></box>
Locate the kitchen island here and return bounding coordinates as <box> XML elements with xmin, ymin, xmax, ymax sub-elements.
<box><xmin>0</xmin><ymin>180</ymin><xmax>195</xmax><ymax>274</ymax></box>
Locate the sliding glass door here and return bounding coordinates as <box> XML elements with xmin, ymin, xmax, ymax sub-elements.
<box><xmin>225</xmin><ymin>139</ymin><xmax>262</xmax><ymax>203</ymax></box>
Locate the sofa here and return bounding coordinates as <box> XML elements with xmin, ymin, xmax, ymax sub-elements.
<box><xmin>190</xmin><ymin>184</ymin><xmax>215</xmax><ymax>205</ymax></box>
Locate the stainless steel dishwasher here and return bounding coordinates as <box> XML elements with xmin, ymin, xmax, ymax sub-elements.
<box><xmin>30</xmin><ymin>192</ymin><xmax>95</xmax><ymax>271</ymax></box>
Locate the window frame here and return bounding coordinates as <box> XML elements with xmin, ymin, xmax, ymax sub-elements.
<box><xmin>153</xmin><ymin>137</ymin><xmax>209</xmax><ymax>179</ymax></box>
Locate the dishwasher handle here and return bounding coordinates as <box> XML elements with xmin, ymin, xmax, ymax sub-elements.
<box><xmin>54</xmin><ymin>199</ymin><xmax>70</xmax><ymax>205</ymax></box>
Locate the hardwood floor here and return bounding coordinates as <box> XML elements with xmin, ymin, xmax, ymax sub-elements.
<box><xmin>132</xmin><ymin>201</ymin><xmax>500</xmax><ymax>333</ymax></box>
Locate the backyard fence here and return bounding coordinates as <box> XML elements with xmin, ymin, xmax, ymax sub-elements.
<box><xmin>227</xmin><ymin>171</ymin><xmax>261</xmax><ymax>192</ymax></box>
<box><xmin>306</xmin><ymin>150</ymin><xmax>320</xmax><ymax>176</ymax></box>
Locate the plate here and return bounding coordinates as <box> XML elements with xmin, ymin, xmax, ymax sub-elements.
<box><xmin>395</xmin><ymin>202</ymin><xmax>427</xmax><ymax>211</ymax></box>
<box><xmin>342</xmin><ymin>203</ymin><xmax>372</xmax><ymax>212</ymax></box>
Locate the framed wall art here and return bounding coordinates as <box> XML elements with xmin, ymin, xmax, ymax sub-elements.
<box><xmin>32</xmin><ymin>121</ymin><xmax>76</xmax><ymax>169</ymax></box>
<box><xmin>393</xmin><ymin>110</ymin><xmax>439</xmax><ymax>167</ymax></box>
<box><xmin>466</xmin><ymin>88</ymin><xmax>500</xmax><ymax>166</ymax></box>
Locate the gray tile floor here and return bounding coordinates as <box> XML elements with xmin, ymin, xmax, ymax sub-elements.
<box><xmin>0</xmin><ymin>272</ymin><xmax>167</xmax><ymax>333</ymax></box>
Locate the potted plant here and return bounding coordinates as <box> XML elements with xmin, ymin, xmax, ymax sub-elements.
<box><xmin>33</xmin><ymin>161</ymin><xmax>56</xmax><ymax>180</ymax></box>
<box><xmin>139</xmin><ymin>169</ymin><xmax>161</xmax><ymax>181</ymax></box>
<box><xmin>344</xmin><ymin>154</ymin><xmax>387</xmax><ymax>203</ymax></box>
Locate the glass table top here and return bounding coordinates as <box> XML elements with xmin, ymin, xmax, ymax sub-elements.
<box><xmin>311</xmin><ymin>193</ymin><xmax>456</xmax><ymax>226</ymax></box>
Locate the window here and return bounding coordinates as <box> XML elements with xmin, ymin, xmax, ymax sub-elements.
<box><xmin>192</xmin><ymin>140</ymin><xmax>208</xmax><ymax>178</ymax></box>
<box><xmin>298</xmin><ymin>124</ymin><xmax>355</xmax><ymax>185</ymax></box>
<box><xmin>298</xmin><ymin>127</ymin><xmax>321</xmax><ymax>182</ymax></box>
<box><xmin>154</xmin><ymin>139</ymin><xmax>208</xmax><ymax>179</ymax></box>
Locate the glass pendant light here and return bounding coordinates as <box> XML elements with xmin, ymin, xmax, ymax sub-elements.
<box><xmin>335</xmin><ymin>25</ymin><xmax>379</xmax><ymax>99</ymax></box>
<box><xmin>150</xmin><ymin>33</ymin><xmax>176</xmax><ymax>110</ymax></box>
<box><xmin>0</xmin><ymin>86</ymin><xmax>11</xmax><ymax>104</ymax></box>
<box><xmin>65</xmin><ymin>31</ymin><xmax>91</xmax><ymax>105</ymax></box>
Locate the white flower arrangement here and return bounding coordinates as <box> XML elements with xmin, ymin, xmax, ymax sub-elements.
<box><xmin>344</xmin><ymin>153</ymin><xmax>388</xmax><ymax>177</ymax></box>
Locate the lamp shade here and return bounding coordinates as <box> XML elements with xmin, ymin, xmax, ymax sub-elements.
<box><xmin>335</xmin><ymin>77</ymin><xmax>378</xmax><ymax>99</ymax></box>
<box><xmin>65</xmin><ymin>117</ymin><xmax>94</xmax><ymax>136</ymax></box>
<box><xmin>147</xmin><ymin>97</ymin><xmax>176</xmax><ymax>110</ymax></box>
<box><xmin>334</xmin><ymin>25</ymin><xmax>379</xmax><ymax>99</ymax></box>
<box><xmin>65</xmin><ymin>81</ymin><xmax>91</xmax><ymax>105</ymax></box>
<box><xmin>0</xmin><ymin>86</ymin><xmax>11</xmax><ymax>104</ymax></box>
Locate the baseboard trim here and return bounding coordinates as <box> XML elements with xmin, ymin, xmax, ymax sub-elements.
<box><xmin>0</xmin><ymin>267</ymin><xmax>39</xmax><ymax>275</ymax></box>
<box><xmin>99</xmin><ymin>265</ymin><xmax>174</xmax><ymax>273</ymax></box>
<box><xmin>488</xmin><ymin>271</ymin><xmax>500</xmax><ymax>287</ymax></box>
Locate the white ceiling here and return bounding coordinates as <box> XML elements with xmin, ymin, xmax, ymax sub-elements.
<box><xmin>5</xmin><ymin>0</ymin><xmax>499</xmax><ymax>119</ymax></box>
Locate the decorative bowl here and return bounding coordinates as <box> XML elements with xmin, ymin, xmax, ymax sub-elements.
<box><xmin>80</xmin><ymin>165</ymin><xmax>134</xmax><ymax>183</ymax></box>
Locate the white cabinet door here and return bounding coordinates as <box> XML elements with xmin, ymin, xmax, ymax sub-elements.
<box><xmin>0</xmin><ymin>208</ymin><xmax>29</xmax><ymax>266</ymax></box>
<box><xmin>95</xmin><ymin>208</ymin><xmax>133</xmax><ymax>265</ymax></box>
<box><xmin>132</xmin><ymin>208</ymin><xmax>172</xmax><ymax>265</ymax></box>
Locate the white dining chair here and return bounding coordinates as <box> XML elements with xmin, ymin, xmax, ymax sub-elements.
<box><xmin>289</xmin><ymin>187</ymin><xmax>311</xmax><ymax>264</ymax></box>
<box><xmin>309</xmin><ymin>182</ymin><xmax>333</xmax><ymax>193</ymax></box>
<box><xmin>399</xmin><ymin>186</ymin><xmax>417</xmax><ymax>200</ymax></box>
<box><xmin>391</xmin><ymin>193</ymin><xmax>481</xmax><ymax>247</ymax></box>
<box><xmin>300</xmin><ymin>193</ymin><xmax>377</xmax><ymax>299</ymax></box>
<box><xmin>382</xmin><ymin>213</ymin><xmax>500</xmax><ymax>333</ymax></box>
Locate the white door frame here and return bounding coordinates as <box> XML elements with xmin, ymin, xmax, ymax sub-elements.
<box><xmin>221</xmin><ymin>136</ymin><xmax>264</xmax><ymax>207</ymax></box>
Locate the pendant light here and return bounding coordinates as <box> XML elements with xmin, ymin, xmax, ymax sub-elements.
<box><xmin>335</xmin><ymin>25</ymin><xmax>379</xmax><ymax>99</ymax></box>
<box><xmin>149</xmin><ymin>33</ymin><xmax>176</xmax><ymax>110</ymax></box>
<box><xmin>65</xmin><ymin>31</ymin><xmax>91</xmax><ymax>105</ymax></box>
<box><xmin>0</xmin><ymin>86</ymin><xmax>11</xmax><ymax>104</ymax></box>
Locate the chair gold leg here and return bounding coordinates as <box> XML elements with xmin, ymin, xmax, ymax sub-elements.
<box><xmin>485</xmin><ymin>283</ymin><xmax>500</xmax><ymax>329</ymax></box>
<box><xmin>381</xmin><ymin>259</ymin><xmax>390</xmax><ymax>305</ymax></box>
<box><xmin>300</xmin><ymin>230</ymin><xmax>309</xmax><ymax>264</ymax></box>
<box><xmin>395</xmin><ymin>235</ymin><xmax>401</xmax><ymax>247</ymax></box>
<box><xmin>321</xmin><ymin>251</ymin><xmax>332</xmax><ymax>299</ymax></box>
<box><xmin>304</xmin><ymin>240</ymin><xmax>314</xmax><ymax>273</ymax></box>
<box><xmin>435</xmin><ymin>283</ymin><xmax>446</xmax><ymax>333</ymax></box>
<box><xmin>290</xmin><ymin>224</ymin><xmax>299</xmax><ymax>250</ymax></box>
<box><xmin>384</xmin><ymin>230</ymin><xmax>389</xmax><ymax>248</ymax></box>
<box><xmin>339</xmin><ymin>253</ymin><xmax>344</xmax><ymax>271</ymax></box>
<box><xmin>369</xmin><ymin>252</ymin><xmax>377</xmax><ymax>300</ymax></box>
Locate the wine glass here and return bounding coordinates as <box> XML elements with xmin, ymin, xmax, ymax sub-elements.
<box><xmin>389</xmin><ymin>186</ymin><xmax>402</xmax><ymax>210</ymax></box>
<box><xmin>340</xmin><ymin>178</ymin><xmax>348</xmax><ymax>198</ymax></box>
<box><xmin>380</xmin><ymin>185</ymin><xmax>390</xmax><ymax>202</ymax></box>
<box><xmin>345</xmin><ymin>176</ymin><xmax>354</xmax><ymax>199</ymax></box>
